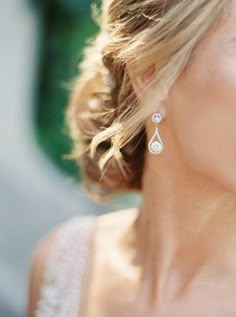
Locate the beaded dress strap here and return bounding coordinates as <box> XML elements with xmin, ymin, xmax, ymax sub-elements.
<box><xmin>35</xmin><ymin>214</ymin><xmax>97</xmax><ymax>317</ymax></box>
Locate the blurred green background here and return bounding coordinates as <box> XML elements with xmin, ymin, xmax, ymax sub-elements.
<box><xmin>33</xmin><ymin>0</ymin><xmax>99</xmax><ymax>180</ymax></box>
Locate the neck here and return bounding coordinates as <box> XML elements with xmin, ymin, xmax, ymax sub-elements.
<box><xmin>134</xmin><ymin>150</ymin><xmax>236</xmax><ymax>305</ymax></box>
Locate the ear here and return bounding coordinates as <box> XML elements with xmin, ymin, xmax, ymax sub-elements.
<box><xmin>126</xmin><ymin>62</ymin><xmax>156</xmax><ymax>102</ymax></box>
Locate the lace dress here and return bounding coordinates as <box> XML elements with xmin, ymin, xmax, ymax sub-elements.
<box><xmin>34</xmin><ymin>214</ymin><xmax>97</xmax><ymax>317</ymax></box>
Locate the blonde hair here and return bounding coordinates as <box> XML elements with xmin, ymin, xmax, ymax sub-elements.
<box><xmin>64</xmin><ymin>0</ymin><xmax>226</xmax><ymax>202</ymax></box>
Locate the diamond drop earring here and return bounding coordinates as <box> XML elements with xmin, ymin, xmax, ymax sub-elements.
<box><xmin>148</xmin><ymin>112</ymin><xmax>164</xmax><ymax>154</ymax></box>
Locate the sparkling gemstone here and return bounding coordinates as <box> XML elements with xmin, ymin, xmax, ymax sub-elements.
<box><xmin>151</xmin><ymin>141</ymin><xmax>163</xmax><ymax>153</ymax></box>
<box><xmin>152</xmin><ymin>113</ymin><xmax>162</xmax><ymax>124</ymax></box>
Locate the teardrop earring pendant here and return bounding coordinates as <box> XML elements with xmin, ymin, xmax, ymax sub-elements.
<box><xmin>148</xmin><ymin>112</ymin><xmax>164</xmax><ymax>154</ymax></box>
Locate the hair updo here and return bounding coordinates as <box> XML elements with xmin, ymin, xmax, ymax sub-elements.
<box><xmin>64</xmin><ymin>0</ymin><xmax>226</xmax><ymax>202</ymax></box>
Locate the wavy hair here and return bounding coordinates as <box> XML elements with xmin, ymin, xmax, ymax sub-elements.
<box><xmin>64</xmin><ymin>0</ymin><xmax>226</xmax><ymax>202</ymax></box>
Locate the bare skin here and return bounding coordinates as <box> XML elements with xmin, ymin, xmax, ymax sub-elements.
<box><xmin>82</xmin><ymin>2</ymin><xmax>236</xmax><ymax>316</ymax></box>
<box><xmin>81</xmin><ymin>208</ymin><xmax>236</xmax><ymax>317</ymax></box>
<box><xmin>27</xmin><ymin>2</ymin><xmax>236</xmax><ymax>317</ymax></box>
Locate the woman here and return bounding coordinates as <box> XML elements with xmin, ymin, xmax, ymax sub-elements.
<box><xmin>27</xmin><ymin>0</ymin><xmax>236</xmax><ymax>316</ymax></box>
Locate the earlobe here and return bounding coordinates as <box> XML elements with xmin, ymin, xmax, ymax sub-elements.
<box><xmin>127</xmin><ymin>62</ymin><xmax>168</xmax><ymax>116</ymax></box>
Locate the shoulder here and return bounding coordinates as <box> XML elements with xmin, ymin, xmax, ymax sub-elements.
<box><xmin>26</xmin><ymin>214</ymin><xmax>97</xmax><ymax>317</ymax></box>
<box><xmin>80</xmin><ymin>208</ymin><xmax>140</xmax><ymax>316</ymax></box>
<box><xmin>95</xmin><ymin>207</ymin><xmax>139</xmax><ymax>242</ymax></box>
<box><xmin>26</xmin><ymin>209</ymin><xmax>138</xmax><ymax>317</ymax></box>
<box><xmin>90</xmin><ymin>207</ymin><xmax>139</xmax><ymax>267</ymax></box>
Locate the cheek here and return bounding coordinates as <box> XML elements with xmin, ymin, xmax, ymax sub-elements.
<box><xmin>167</xmin><ymin>52</ymin><xmax>236</xmax><ymax>187</ymax></box>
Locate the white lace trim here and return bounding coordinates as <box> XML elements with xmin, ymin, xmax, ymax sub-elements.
<box><xmin>35</xmin><ymin>214</ymin><xmax>96</xmax><ymax>317</ymax></box>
